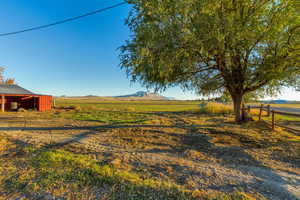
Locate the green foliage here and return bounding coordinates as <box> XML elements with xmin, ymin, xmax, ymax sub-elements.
<box><xmin>217</xmin><ymin>91</ymin><xmax>261</xmax><ymax>103</ymax></box>
<box><xmin>120</xmin><ymin>0</ymin><xmax>300</xmax><ymax>120</ymax></box>
<box><xmin>121</xmin><ymin>0</ymin><xmax>300</xmax><ymax>94</ymax></box>
<box><xmin>216</xmin><ymin>93</ymin><xmax>233</xmax><ymax>103</ymax></box>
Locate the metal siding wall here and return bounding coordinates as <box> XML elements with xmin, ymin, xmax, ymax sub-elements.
<box><xmin>38</xmin><ymin>97</ymin><xmax>42</xmax><ymax>111</ymax></box>
<box><xmin>38</xmin><ymin>96</ymin><xmax>52</xmax><ymax>111</ymax></box>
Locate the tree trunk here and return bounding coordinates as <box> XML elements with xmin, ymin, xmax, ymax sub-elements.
<box><xmin>231</xmin><ymin>93</ymin><xmax>244</xmax><ymax>122</ymax></box>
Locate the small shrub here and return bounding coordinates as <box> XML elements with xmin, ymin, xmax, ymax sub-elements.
<box><xmin>57</xmin><ymin>105</ymin><xmax>81</xmax><ymax>111</ymax></box>
<box><xmin>72</xmin><ymin>105</ymin><xmax>82</xmax><ymax>112</ymax></box>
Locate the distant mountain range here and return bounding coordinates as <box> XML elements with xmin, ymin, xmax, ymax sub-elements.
<box><xmin>262</xmin><ymin>100</ymin><xmax>300</xmax><ymax>104</ymax></box>
<box><xmin>262</xmin><ymin>100</ymin><xmax>288</xmax><ymax>104</ymax></box>
<box><xmin>115</xmin><ymin>91</ymin><xmax>175</xmax><ymax>100</ymax></box>
<box><xmin>61</xmin><ymin>91</ymin><xmax>175</xmax><ymax>100</ymax></box>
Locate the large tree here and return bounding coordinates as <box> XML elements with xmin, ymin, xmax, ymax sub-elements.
<box><xmin>216</xmin><ymin>91</ymin><xmax>262</xmax><ymax>103</ymax></box>
<box><xmin>120</xmin><ymin>0</ymin><xmax>300</xmax><ymax>121</ymax></box>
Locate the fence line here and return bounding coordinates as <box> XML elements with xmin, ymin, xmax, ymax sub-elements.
<box><xmin>246</xmin><ymin>104</ymin><xmax>300</xmax><ymax>131</ymax></box>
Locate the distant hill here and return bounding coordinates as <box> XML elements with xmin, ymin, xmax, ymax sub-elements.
<box><xmin>262</xmin><ymin>100</ymin><xmax>299</xmax><ymax>104</ymax></box>
<box><xmin>57</xmin><ymin>91</ymin><xmax>175</xmax><ymax>100</ymax></box>
<box><xmin>115</xmin><ymin>91</ymin><xmax>173</xmax><ymax>100</ymax></box>
<box><xmin>82</xmin><ymin>95</ymin><xmax>100</xmax><ymax>98</ymax></box>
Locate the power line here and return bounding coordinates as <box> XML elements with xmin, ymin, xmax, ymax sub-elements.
<box><xmin>0</xmin><ymin>2</ymin><xmax>127</xmax><ymax>37</ymax></box>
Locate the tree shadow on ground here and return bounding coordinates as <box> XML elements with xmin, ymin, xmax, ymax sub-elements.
<box><xmin>1</xmin><ymin>113</ymin><xmax>299</xmax><ymax>199</ymax></box>
<box><xmin>178</xmin><ymin>126</ymin><xmax>300</xmax><ymax>200</ymax></box>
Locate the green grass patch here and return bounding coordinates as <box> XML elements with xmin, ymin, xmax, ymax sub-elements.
<box><xmin>56</xmin><ymin>99</ymin><xmax>201</xmax><ymax>113</ymax></box>
<box><xmin>257</xmin><ymin>112</ymin><xmax>300</xmax><ymax>122</ymax></box>
<box><xmin>60</xmin><ymin>110</ymin><xmax>151</xmax><ymax>124</ymax></box>
<box><xmin>54</xmin><ymin>99</ymin><xmax>201</xmax><ymax>124</ymax></box>
<box><xmin>3</xmin><ymin>148</ymin><xmax>191</xmax><ymax>199</ymax></box>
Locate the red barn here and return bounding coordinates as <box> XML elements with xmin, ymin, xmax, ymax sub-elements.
<box><xmin>0</xmin><ymin>84</ymin><xmax>52</xmax><ymax>112</ymax></box>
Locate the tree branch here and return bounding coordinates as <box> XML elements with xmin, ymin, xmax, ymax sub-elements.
<box><xmin>244</xmin><ymin>80</ymin><xmax>268</xmax><ymax>93</ymax></box>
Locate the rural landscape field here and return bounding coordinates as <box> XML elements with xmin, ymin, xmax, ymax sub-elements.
<box><xmin>0</xmin><ymin>98</ymin><xmax>299</xmax><ymax>200</ymax></box>
<box><xmin>1</xmin><ymin>0</ymin><xmax>299</xmax><ymax>200</ymax></box>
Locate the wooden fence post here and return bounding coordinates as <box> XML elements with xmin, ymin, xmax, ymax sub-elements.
<box><xmin>272</xmin><ymin>110</ymin><xmax>275</xmax><ymax>130</ymax></box>
<box><xmin>53</xmin><ymin>98</ymin><xmax>56</xmax><ymax>108</ymax></box>
<box><xmin>247</xmin><ymin>105</ymin><xmax>251</xmax><ymax>113</ymax></box>
<box><xmin>267</xmin><ymin>105</ymin><xmax>271</xmax><ymax>117</ymax></box>
<box><xmin>259</xmin><ymin>104</ymin><xmax>263</xmax><ymax>120</ymax></box>
<box><xmin>241</xmin><ymin>104</ymin><xmax>245</xmax><ymax>121</ymax></box>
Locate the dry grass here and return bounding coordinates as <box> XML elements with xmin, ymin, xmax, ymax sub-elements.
<box><xmin>200</xmin><ymin>102</ymin><xmax>233</xmax><ymax>115</ymax></box>
<box><xmin>0</xmin><ymin>136</ymin><xmax>255</xmax><ymax>200</ymax></box>
<box><xmin>249</xmin><ymin>109</ymin><xmax>268</xmax><ymax>116</ymax></box>
<box><xmin>0</xmin><ymin>99</ymin><xmax>299</xmax><ymax>199</ymax></box>
<box><xmin>200</xmin><ymin>103</ymin><xmax>268</xmax><ymax>117</ymax></box>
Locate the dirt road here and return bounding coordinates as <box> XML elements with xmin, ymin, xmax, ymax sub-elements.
<box><xmin>271</xmin><ymin>106</ymin><xmax>300</xmax><ymax>114</ymax></box>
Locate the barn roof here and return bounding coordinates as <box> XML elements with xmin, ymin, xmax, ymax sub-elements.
<box><xmin>0</xmin><ymin>84</ymin><xmax>35</xmax><ymax>95</ymax></box>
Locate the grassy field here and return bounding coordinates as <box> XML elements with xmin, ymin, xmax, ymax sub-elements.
<box><xmin>270</xmin><ymin>104</ymin><xmax>300</xmax><ymax>109</ymax></box>
<box><xmin>0</xmin><ymin>99</ymin><xmax>299</xmax><ymax>200</ymax></box>
<box><xmin>56</xmin><ymin>98</ymin><xmax>201</xmax><ymax>113</ymax></box>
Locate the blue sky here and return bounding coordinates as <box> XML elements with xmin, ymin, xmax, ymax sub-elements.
<box><xmin>0</xmin><ymin>0</ymin><xmax>299</xmax><ymax>100</ymax></box>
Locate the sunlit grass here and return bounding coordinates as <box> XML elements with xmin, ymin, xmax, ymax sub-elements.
<box><xmin>200</xmin><ymin>102</ymin><xmax>233</xmax><ymax>115</ymax></box>
<box><xmin>60</xmin><ymin>110</ymin><xmax>151</xmax><ymax>124</ymax></box>
<box><xmin>0</xmin><ymin>142</ymin><xmax>254</xmax><ymax>200</ymax></box>
<box><xmin>1</xmin><ymin>99</ymin><xmax>299</xmax><ymax>199</ymax></box>
<box><xmin>270</xmin><ymin>104</ymin><xmax>300</xmax><ymax>109</ymax></box>
<box><xmin>249</xmin><ymin>108</ymin><xmax>300</xmax><ymax>122</ymax></box>
<box><xmin>55</xmin><ymin>98</ymin><xmax>201</xmax><ymax>113</ymax></box>
<box><xmin>52</xmin><ymin>98</ymin><xmax>202</xmax><ymax>124</ymax></box>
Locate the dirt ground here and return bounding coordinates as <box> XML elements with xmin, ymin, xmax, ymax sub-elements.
<box><xmin>0</xmin><ymin>112</ymin><xmax>299</xmax><ymax>200</ymax></box>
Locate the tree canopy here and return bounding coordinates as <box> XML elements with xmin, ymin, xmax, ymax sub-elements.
<box><xmin>216</xmin><ymin>91</ymin><xmax>262</xmax><ymax>103</ymax></box>
<box><xmin>120</xmin><ymin>0</ymin><xmax>300</xmax><ymax>121</ymax></box>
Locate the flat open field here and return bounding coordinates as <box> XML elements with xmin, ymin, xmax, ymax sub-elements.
<box><xmin>271</xmin><ymin>104</ymin><xmax>300</xmax><ymax>109</ymax></box>
<box><xmin>0</xmin><ymin>99</ymin><xmax>299</xmax><ymax>200</ymax></box>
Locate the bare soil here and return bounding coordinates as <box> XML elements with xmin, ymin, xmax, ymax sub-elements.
<box><xmin>0</xmin><ymin>112</ymin><xmax>299</xmax><ymax>200</ymax></box>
